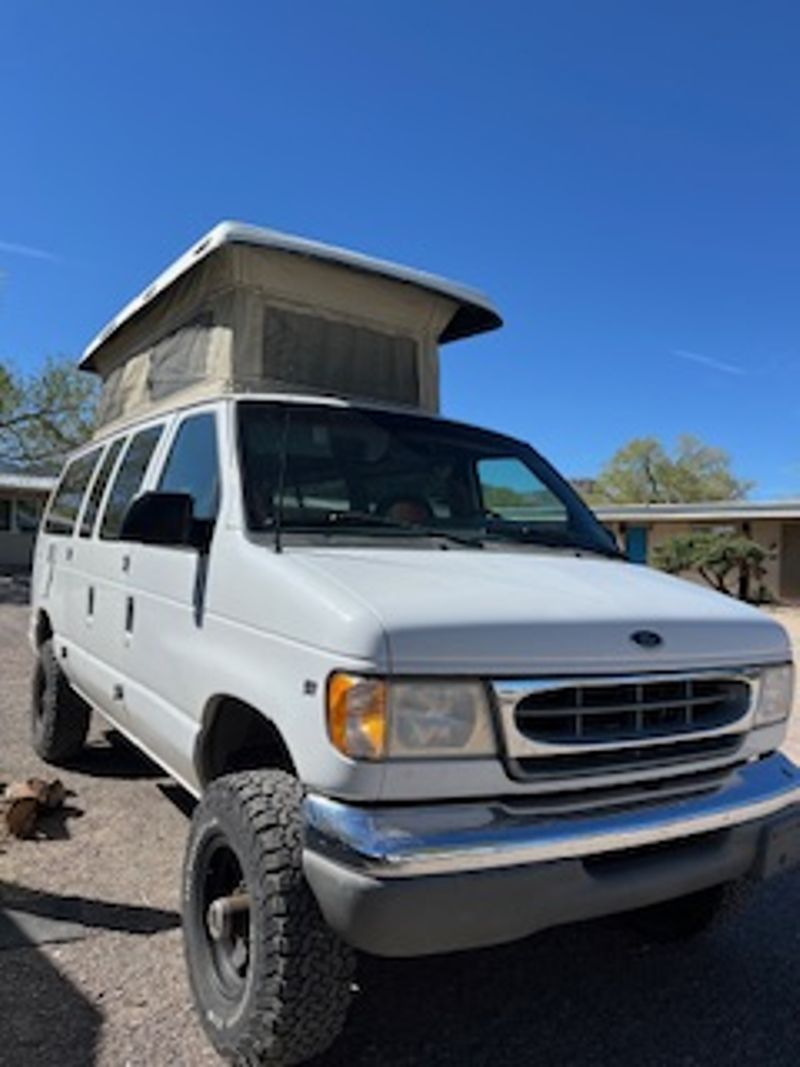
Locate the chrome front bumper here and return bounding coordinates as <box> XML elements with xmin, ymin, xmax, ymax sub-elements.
<box><xmin>304</xmin><ymin>752</ymin><xmax>800</xmax><ymax>879</ymax></box>
<box><xmin>302</xmin><ymin>752</ymin><xmax>800</xmax><ymax>956</ymax></box>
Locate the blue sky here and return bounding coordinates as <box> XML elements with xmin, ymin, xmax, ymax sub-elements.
<box><xmin>2</xmin><ymin>1</ymin><xmax>799</xmax><ymax>496</ymax></box>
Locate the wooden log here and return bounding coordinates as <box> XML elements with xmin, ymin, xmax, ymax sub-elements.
<box><xmin>3</xmin><ymin>796</ymin><xmax>39</xmax><ymax>838</ymax></box>
<box><xmin>0</xmin><ymin>777</ymin><xmax>68</xmax><ymax>838</ymax></box>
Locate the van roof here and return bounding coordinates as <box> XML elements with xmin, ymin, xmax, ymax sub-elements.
<box><xmin>80</xmin><ymin>221</ymin><xmax>502</xmax><ymax>371</ymax></box>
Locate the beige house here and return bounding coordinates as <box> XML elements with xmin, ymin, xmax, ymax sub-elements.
<box><xmin>0</xmin><ymin>472</ymin><xmax>55</xmax><ymax>571</ymax></box>
<box><xmin>595</xmin><ymin>500</ymin><xmax>800</xmax><ymax>603</ymax></box>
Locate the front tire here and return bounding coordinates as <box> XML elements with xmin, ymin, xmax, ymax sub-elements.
<box><xmin>31</xmin><ymin>638</ymin><xmax>91</xmax><ymax>763</ymax></box>
<box><xmin>182</xmin><ymin>770</ymin><xmax>355</xmax><ymax>1066</ymax></box>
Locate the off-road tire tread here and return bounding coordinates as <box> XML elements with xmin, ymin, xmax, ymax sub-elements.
<box><xmin>184</xmin><ymin>769</ymin><xmax>354</xmax><ymax>1066</ymax></box>
<box><xmin>31</xmin><ymin>638</ymin><xmax>91</xmax><ymax>763</ymax></box>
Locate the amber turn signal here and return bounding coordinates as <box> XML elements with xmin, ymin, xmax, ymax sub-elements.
<box><xmin>327</xmin><ymin>673</ymin><xmax>388</xmax><ymax>760</ymax></box>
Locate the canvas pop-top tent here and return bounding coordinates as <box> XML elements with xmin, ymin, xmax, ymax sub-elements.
<box><xmin>81</xmin><ymin>222</ymin><xmax>502</xmax><ymax>432</ymax></box>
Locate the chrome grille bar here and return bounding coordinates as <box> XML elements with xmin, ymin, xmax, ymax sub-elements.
<box><xmin>514</xmin><ymin>692</ymin><xmax>730</xmax><ymax>719</ymax></box>
<box><xmin>493</xmin><ymin>670</ymin><xmax>757</xmax><ymax>762</ymax></box>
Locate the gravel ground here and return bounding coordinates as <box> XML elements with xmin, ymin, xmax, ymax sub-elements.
<box><xmin>2</xmin><ymin>588</ymin><xmax>800</xmax><ymax>1066</ymax></box>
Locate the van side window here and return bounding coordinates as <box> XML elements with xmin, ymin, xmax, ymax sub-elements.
<box><xmin>80</xmin><ymin>437</ymin><xmax>126</xmax><ymax>538</ymax></box>
<box><xmin>157</xmin><ymin>413</ymin><xmax>220</xmax><ymax>521</ymax></box>
<box><xmin>99</xmin><ymin>425</ymin><xmax>164</xmax><ymax>540</ymax></box>
<box><xmin>45</xmin><ymin>450</ymin><xmax>102</xmax><ymax>536</ymax></box>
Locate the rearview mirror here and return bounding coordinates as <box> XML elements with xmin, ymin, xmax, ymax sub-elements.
<box><xmin>120</xmin><ymin>491</ymin><xmax>195</xmax><ymax>547</ymax></box>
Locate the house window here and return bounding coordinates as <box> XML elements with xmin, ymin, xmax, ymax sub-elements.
<box><xmin>16</xmin><ymin>497</ymin><xmax>43</xmax><ymax>533</ymax></box>
<box><xmin>0</xmin><ymin>498</ymin><xmax>10</xmax><ymax>532</ymax></box>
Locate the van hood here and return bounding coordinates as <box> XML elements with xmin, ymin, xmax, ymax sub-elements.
<box><xmin>291</xmin><ymin>548</ymin><xmax>790</xmax><ymax>674</ymax></box>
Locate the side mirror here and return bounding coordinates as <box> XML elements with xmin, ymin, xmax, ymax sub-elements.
<box><xmin>120</xmin><ymin>491</ymin><xmax>195</xmax><ymax>547</ymax></box>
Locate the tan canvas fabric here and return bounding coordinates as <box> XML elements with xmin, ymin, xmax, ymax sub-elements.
<box><xmin>90</xmin><ymin>244</ymin><xmax>457</xmax><ymax>431</ymax></box>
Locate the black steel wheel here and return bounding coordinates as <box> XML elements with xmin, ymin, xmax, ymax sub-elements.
<box><xmin>183</xmin><ymin>769</ymin><xmax>354</xmax><ymax>1066</ymax></box>
<box><xmin>195</xmin><ymin>835</ymin><xmax>251</xmax><ymax>1001</ymax></box>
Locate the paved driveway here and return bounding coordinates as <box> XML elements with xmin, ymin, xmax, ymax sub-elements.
<box><xmin>2</xmin><ymin>595</ymin><xmax>800</xmax><ymax>1066</ymax></box>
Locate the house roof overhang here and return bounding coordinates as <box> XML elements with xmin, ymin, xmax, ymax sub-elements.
<box><xmin>595</xmin><ymin>501</ymin><xmax>800</xmax><ymax>523</ymax></box>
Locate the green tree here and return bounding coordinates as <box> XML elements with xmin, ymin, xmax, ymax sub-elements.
<box><xmin>653</xmin><ymin>530</ymin><xmax>769</xmax><ymax>601</ymax></box>
<box><xmin>591</xmin><ymin>435</ymin><xmax>752</xmax><ymax>504</ymax></box>
<box><xmin>483</xmin><ymin>485</ymin><xmax>530</xmax><ymax>508</ymax></box>
<box><xmin>0</xmin><ymin>358</ymin><xmax>98</xmax><ymax>471</ymax></box>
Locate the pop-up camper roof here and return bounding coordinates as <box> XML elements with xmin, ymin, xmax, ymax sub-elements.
<box><xmin>83</xmin><ymin>222</ymin><xmax>502</xmax><ymax>431</ymax></box>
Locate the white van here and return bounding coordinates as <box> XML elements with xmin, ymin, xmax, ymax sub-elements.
<box><xmin>31</xmin><ymin>223</ymin><xmax>800</xmax><ymax>1066</ymax></box>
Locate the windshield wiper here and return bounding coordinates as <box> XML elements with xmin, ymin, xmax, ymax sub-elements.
<box><xmin>271</xmin><ymin>510</ymin><xmax>484</xmax><ymax>549</ymax></box>
<box><xmin>482</xmin><ymin>521</ymin><xmax>623</xmax><ymax>559</ymax></box>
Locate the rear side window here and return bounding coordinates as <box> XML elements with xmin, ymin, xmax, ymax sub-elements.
<box><xmin>99</xmin><ymin>425</ymin><xmax>163</xmax><ymax>540</ymax></box>
<box><xmin>45</xmin><ymin>451</ymin><xmax>102</xmax><ymax>536</ymax></box>
<box><xmin>80</xmin><ymin>437</ymin><xmax>126</xmax><ymax>538</ymax></box>
<box><xmin>157</xmin><ymin>413</ymin><xmax>220</xmax><ymax>521</ymax></box>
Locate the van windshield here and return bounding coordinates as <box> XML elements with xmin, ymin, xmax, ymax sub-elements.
<box><xmin>237</xmin><ymin>401</ymin><xmax>620</xmax><ymax>556</ymax></box>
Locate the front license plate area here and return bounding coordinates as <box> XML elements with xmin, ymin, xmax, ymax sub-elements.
<box><xmin>756</xmin><ymin>809</ymin><xmax>800</xmax><ymax>880</ymax></box>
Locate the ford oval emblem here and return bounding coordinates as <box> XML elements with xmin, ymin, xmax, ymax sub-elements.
<box><xmin>631</xmin><ymin>630</ymin><xmax>663</xmax><ymax>649</ymax></box>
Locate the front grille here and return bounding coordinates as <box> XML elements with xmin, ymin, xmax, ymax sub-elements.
<box><xmin>494</xmin><ymin>671</ymin><xmax>756</xmax><ymax>788</ymax></box>
<box><xmin>514</xmin><ymin>676</ymin><xmax>750</xmax><ymax>745</ymax></box>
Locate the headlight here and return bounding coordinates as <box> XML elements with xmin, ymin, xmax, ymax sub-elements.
<box><xmin>327</xmin><ymin>674</ymin><xmax>495</xmax><ymax>760</ymax></box>
<box><xmin>754</xmin><ymin>664</ymin><xmax>795</xmax><ymax>727</ymax></box>
<box><xmin>389</xmin><ymin>680</ymin><xmax>495</xmax><ymax>757</ymax></box>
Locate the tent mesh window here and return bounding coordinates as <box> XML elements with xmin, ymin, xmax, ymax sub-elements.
<box><xmin>96</xmin><ymin>365</ymin><xmax>127</xmax><ymax>426</ymax></box>
<box><xmin>95</xmin><ymin>311</ymin><xmax>215</xmax><ymax>424</ymax></box>
<box><xmin>147</xmin><ymin>311</ymin><xmax>214</xmax><ymax>401</ymax></box>
<box><xmin>262</xmin><ymin>306</ymin><xmax>420</xmax><ymax>406</ymax></box>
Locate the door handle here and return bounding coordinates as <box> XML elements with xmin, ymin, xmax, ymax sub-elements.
<box><xmin>87</xmin><ymin>586</ymin><xmax>95</xmax><ymax>617</ymax></box>
<box><xmin>125</xmin><ymin>595</ymin><xmax>134</xmax><ymax>633</ymax></box>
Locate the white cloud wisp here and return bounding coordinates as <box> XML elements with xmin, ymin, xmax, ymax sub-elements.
<box><xmin>0</xmin><ymin>239</ymin><xmax>61</xmax><ymax>263</ymax></box>
<box><xmin>670</xmin><ymin>348</ymin><xmax>745</xmax><ymax>376</ymax></box>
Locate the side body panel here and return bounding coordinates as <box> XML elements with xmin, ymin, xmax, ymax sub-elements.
<box><xmin>61</xmin><ymin>539</ymin><xmax>131</xmax><ymax>719</ymax></box>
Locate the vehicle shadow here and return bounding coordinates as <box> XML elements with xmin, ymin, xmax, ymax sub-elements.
<box><xmin>317</xmin><ymin>868</ymin><xmax>800</xmax><ymax>1066</ymax></box>
<box><xmin>157</xmin><ymin>780</ymin><xmax>197</xmax><ymax>818</ymax></box>
<box><xmin>0</xmin><ymin>882</ymin><xmax>179</xmax><ymax>1065</ymax></box>
<box><xmin>65</xmin><ymin>729</ymin><xmax>165</xmax><ymax>781</ymax></box>
<box><xmin>0</xmin><ymin>881</ymin><xmax>181</xmax><ymax>939</ymax></box>
<box><xmin>0</xmin><ymin>910</ymin><xmax>104</xmax><ymax>1065</ymax></box>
